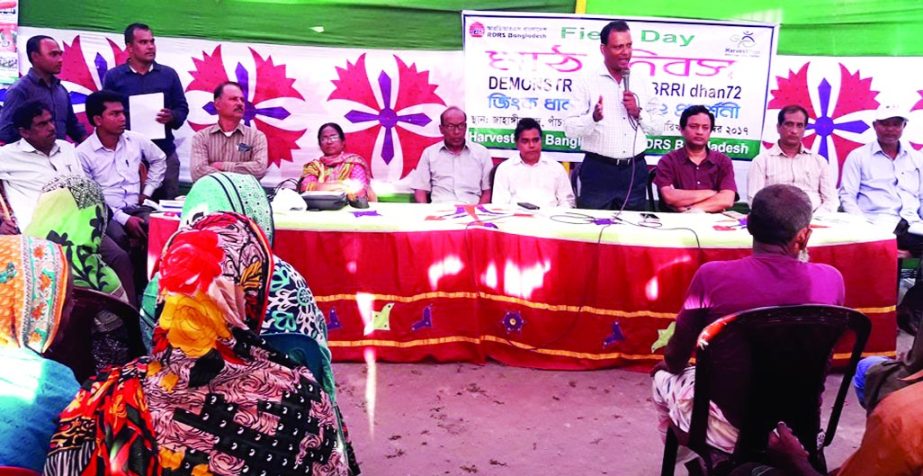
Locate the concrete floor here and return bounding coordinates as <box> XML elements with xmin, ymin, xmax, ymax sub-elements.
<box><xmin>333</xmin><ymin>354</ymin><xmax>889</xmax><ymax>476</ymax></box>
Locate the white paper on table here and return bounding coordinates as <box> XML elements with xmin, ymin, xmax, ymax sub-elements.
<box><xmin>129</xmin><ymin>92</ymin><xmax>165</xmax><ymax>140</ymax></box>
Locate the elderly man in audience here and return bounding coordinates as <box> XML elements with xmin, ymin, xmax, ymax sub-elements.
<box><xmin>839</xmin><ymin>103</ymin><xmax>923</xmax><ymax>333</ymax></box>
<box><xmin>0</xmin><ymin>35</ymin><xmax>86</xmax><ymax>144</ymax></box>
<box><xmin>492</xmin><ymin>118</ymin><xmax>575</xmax><ymax>208</ymax></box>
<box><xmin>651</xmin><ymin>184</ymin><xmax>844</xmax><ymax>458</ymax></box>
<box><xmin>190</xmin><ymin>81</ymin><xmax>268</xmax><ymax>181</ymax></box>
<box><xmin>411</xmin><ymin>106</ymin><xmax>493</xmax><ymax>204</ymax></box>
<box><xmin>76</xmin><ymin>90</ymin><xmax>166</xmax><ymax>299</ymax></box>
<box><xmin>103</xmin><ymin>23</ymin><xmax>188</xmax><ymax>200</ymax></box>
<box><xmin>0</xmin><ymin>101</ymin><xmax>136</xmax><ymax>304</ymax></box>
<box><xmin>748</xmin><ymin>105</ymin><xmax>838</xmax><ymax>214</ymax></box>
<box><xmin>654</xmin><ymin>105</ymin><xmax>736</xmax><ymax>212</ymax></box>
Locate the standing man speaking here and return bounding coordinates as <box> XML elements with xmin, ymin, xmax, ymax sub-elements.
<box><xmin>565</xmin><ymin>20</ymin><xmax>663</xmax><ymax>210</ymax></box>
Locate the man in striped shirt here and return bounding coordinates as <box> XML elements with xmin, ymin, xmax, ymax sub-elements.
<box><xmin>748</xmin><ymin>105</ymin><xmax>838</xmax><ymax>214</ymax></box>
<box><xmin>190</xmin><ymin>81</ymin><xmax>268</xmax><ymax>182</ymax></box>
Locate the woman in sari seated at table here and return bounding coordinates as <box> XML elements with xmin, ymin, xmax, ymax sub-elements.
<box><xmin>0</xmin><ymin>235</ymin><xmax>80</xmax><ymax>473</ymax></box>
<box><xmin>45</xmin><ymin>211</ymin><xmax>351</xmax><ymax>475</ymax></box>
<box><xmin>299</xmin><ymin>122</ymin><xmax>376</xmax><ymax>201</ymax></box>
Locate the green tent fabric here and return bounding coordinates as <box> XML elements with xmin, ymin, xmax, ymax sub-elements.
<box><xmin>583</xmin><ymin>0</ymin><xmax>923</xmax><ymax>56</ymax></box>
<box><xmin>21</xmin><ymin>0</ymin><xmax>575</xmax><ymax>50</ymax></box>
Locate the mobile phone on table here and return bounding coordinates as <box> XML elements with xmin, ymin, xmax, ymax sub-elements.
<box><xmin>517</xmin><ymin>202</ymin><xmax>539</xmax><ymax>210</ymax></box>
<box><xmin>640</xmin><ymin>212</ymin><xmax>660</xmax><ymax>223</ymax></box>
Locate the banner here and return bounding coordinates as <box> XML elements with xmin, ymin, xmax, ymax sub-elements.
<box><xmin>0</xmin><ymin>1</ymin><xmax>17</xmax><ymax>86</ymax></box>
<box><xmin>16</xmin><ymin>27</ymin><xmax>464</xmax><ymax>189</ymax></box>
<box><xmin>462</xmin><ymin>11</ymin><xmax>777</xmax><ymax>160</ymax></box>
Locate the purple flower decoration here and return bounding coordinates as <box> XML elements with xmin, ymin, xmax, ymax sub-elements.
<box><xmin>502</xmin><ymin>311</ymin><xmax>525</xmax><ymax>334</ymax></box>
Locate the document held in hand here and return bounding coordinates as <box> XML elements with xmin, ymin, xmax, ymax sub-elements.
<box><xmin>129</xmin><ymin>92</ymin><xmax>166</xmax><ymax>140</ymax></box>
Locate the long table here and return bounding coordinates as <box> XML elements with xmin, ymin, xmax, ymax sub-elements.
<box><xmin>149</xmin><ymin>204</ymin><xmax>897</xmax><ymax>370</ymax></box>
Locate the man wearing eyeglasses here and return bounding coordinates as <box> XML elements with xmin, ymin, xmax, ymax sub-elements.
<box><xmin>411</xmin><ymin>106</ymin><xmax>493</xmax><ymax>204</ymax></box>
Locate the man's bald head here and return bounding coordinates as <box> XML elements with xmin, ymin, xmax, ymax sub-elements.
<box><xmin>748</xmin><ymin>184</ymin><xmax>813</xmax><ymax>246</ymax></box>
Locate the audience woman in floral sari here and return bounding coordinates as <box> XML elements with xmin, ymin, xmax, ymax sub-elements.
<box><xmin>299</xmin><ymin>123</ymin><xmax>376</xmax><ymax>201</ymax></box>
<box><xmin>45</xmin><ymin>212</ymin><xmax>351</xmax><ymax>475</ymax></box>
<box><xmin>0</xmin><ymin>235</ymin><xmax>80</xmax><ymax>472</ymax></box>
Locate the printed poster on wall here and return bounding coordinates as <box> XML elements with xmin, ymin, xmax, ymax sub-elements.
<box><xmin>0</xmin><ymin>0</ymin><xmax>18</xmax><ymax>86</ymax></box>
<box><xmin>463</xmin><ymin>11</ymin><xmax>778</xmax><ymax>161</ymax></box>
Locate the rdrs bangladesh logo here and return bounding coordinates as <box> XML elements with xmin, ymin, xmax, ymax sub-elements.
<box><xmin>469</xmin><ymin>22</ymin><xmax>485</xmax><ymax>38</ymax></box>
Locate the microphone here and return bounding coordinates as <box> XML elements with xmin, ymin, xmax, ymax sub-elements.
<box><xmin>622</xmin><ymin>67</ymin><xmax>631</xmax><ymax>92</ymax></box>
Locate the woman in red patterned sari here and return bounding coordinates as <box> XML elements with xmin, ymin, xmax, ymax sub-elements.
<box><xmin>44</xmin><ymin>212</ymin><xmax>353</xmax><ymax>476</ymax></box>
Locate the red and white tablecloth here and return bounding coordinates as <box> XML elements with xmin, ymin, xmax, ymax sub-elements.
<box><xmin>149</xmin><ymin>204</ymin><xmax>897</xmax><ymax>370</ymax></box>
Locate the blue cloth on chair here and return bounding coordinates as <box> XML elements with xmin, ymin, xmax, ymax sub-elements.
<box><xmin>0</xmin><ymin>347</ymin><xmax>80</xmax><ymax>472</ymax></box>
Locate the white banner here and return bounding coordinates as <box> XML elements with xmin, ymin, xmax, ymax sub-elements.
<box><xmin>462</xmin><ymin>11</ymin><xmax>778</xmax><ymax>161</ymax></box>
<box><xmin>17</xmin><ymin>27</ymin><xmax>464</xmax><ymax>189</ymax></box>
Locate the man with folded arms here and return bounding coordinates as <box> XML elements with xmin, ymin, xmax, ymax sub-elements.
<box><xmin>492</xmin><ymin>118</ymin><xmax>575</xmax><ymax>208</ymax></box>
<box><xmin>840</xmin><ymin>103</ymin><xmax>923</xmax><ymax>333</ymax></box>
<box><xmin>190</xmin><ymin>81</ymin><xmax>268</xmax><ymax>181</ymax></box>
<box><xmin>655</xmin><ymin>105</ymin><xmax>736</xmax><ymax>213</ymax></box>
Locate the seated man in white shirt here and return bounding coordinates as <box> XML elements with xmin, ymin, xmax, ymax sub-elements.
<box><xmin>0</xmin><ymin>100</ymin><xmax>136</xmax><ymax>303</ymax></box>
<box><xmin>77</xmin><ymin>90</ymin><xmax>166</xmax><ymax>298</ymax></box>
<box><xmin>839</xmin><ymin>103</ymin><xmax>923</xmax><ymax>333</ymax></box>
<box><xmin>492</xmin><ymin>118</ymin><xmax>575</xmax><ymax>209</ymax></box>
<box><xmin>77</xmin><ymin>90</ymin><xmax>166</xmax><ymax>247</ymax></box>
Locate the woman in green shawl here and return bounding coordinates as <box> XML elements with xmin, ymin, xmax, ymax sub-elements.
<box><xmin>25</xmin><ymin>175</ymin><xmax>127</xmax><ymax>301</ymax></box>
<box><xmin>25</xmin><ymin>175</ymin><xmax>133</xmax><ymax>371</ymax></box>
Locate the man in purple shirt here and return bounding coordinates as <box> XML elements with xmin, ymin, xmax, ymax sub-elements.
<box><xmin>655</xmin><ymin>105</ymin><xmax>737</xmax><ymax>212</ymax></box>
<box><xmin>651</xmin><ymin>184</ymin><xmax>845</xmax><ymax>456</ymax></box>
